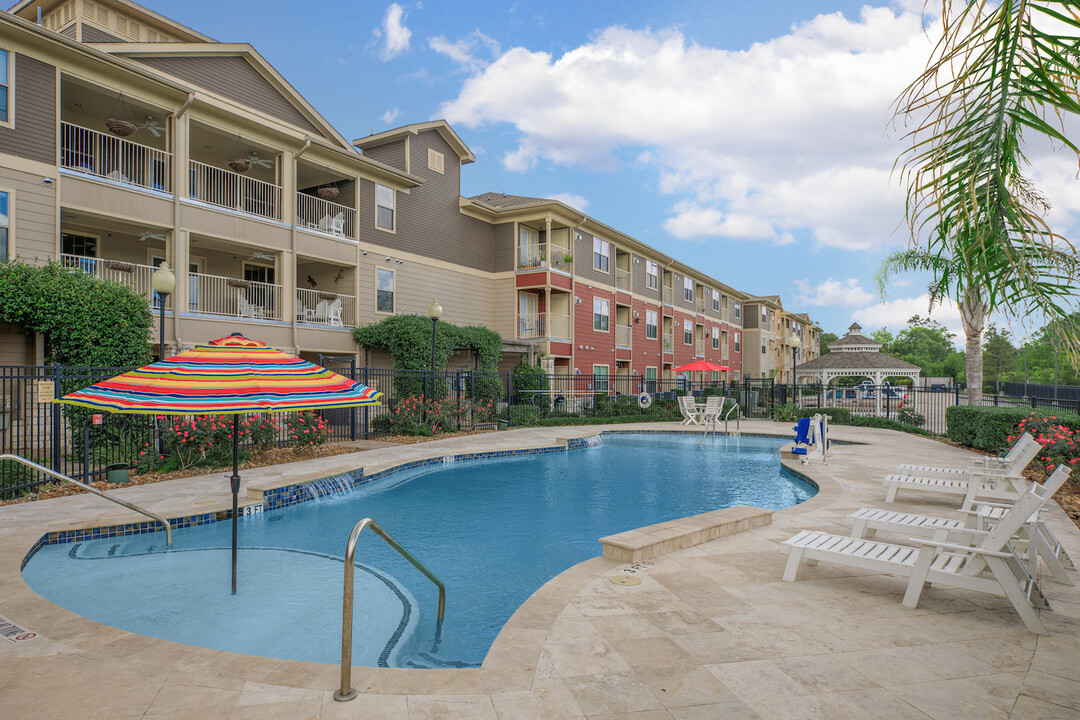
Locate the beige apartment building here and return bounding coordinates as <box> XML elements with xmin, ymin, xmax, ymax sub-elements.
<box><xmin>741</xmin><ymin>297</ymin><xmax>820</xmax><ymax>382</ymax></box>
<box><xmin>0</xmin><ymin>0</ymin><xmax>816</xmax><ymax>383</ymax></box>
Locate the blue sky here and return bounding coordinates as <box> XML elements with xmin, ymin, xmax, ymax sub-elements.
<box><xmin>142</xmin><ymin>0</ymin><xmax>1080</xmax><ymax>343</ymax></box>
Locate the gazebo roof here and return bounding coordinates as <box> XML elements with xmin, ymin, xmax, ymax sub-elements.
<box><xmin>796</xmin><ymin>351</ymin><xmax>920</xmax><ymax>372</ymax></box>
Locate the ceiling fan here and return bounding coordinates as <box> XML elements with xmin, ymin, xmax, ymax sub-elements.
<box><xmin>136</xmin><ymin>115</ymin><xmax>166</xmax><ymax>138</ymax></box>
<box><xmin>248</xmin><ymin>150</ymin><xmax>274</xmax><ymax>169</ymax></box>
<box><xmin>137</xmin><ymin>230</ymin><xmax>167</xmax><ymax>243</ymax></box>
<box><xmin>248</xmin><ymin>250</ymin><xmax>274</xmax><ymax>261</ymax></box>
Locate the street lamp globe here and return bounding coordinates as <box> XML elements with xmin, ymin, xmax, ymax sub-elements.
<box><xmin>152</xmin><ymin>261</ymin><xmax>176</xmax><ymax>295</ymax></box>
<box><xmin>428</xmin><ymin>298</ymin><xmax>443</xmax><ymax>320</ymax></box>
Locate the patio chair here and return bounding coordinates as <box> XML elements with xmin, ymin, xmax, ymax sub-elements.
<box><xmin>318</xmin><ymin>212</ymin><xmax>345</xmax><ymax>236</ymax></box>
<box><xmin>882</xmin><ymin>433</ymin><xmax>1041</xmax><ymax>507</ymax></box>
<box><xmin>780</xmin><ymin>468</ymin><xmax>1070</xmax><ymax>634</ymax></box>
<box><xmin>327</xmin><ymin>298</ymin><xmax>343</xmax><ymax>327</ymax></box>
<box><xmin>237</xmin><ymin>295</ymin><xmax>266</xmax><ymax>319</ymax></box>
<box><xmin>896</xmin><ymin>433</ymin><xmax>1039</xmax><ymax>478</ymax></box>
<box><xmin>678</xmin><ymin>395</ymin><xmax>701</xmax><ymax>425</ymax></box>
<box><xmin>848</xmin><ymin>466</ymin><xmax>1074</xmax><ymax>585</ymax></box>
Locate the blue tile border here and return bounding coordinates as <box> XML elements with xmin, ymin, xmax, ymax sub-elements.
<box><xmin>19</xmin><ymin>427</ymin><xmax>839</xmax><ymax>570</ymax></box>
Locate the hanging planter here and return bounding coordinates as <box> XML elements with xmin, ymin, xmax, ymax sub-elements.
<box><xmin>317</xmin><ymin>165</ymin><xmax>339</xmax><ymax>201</ymax></box>
<box><xmin>106</xmin><ymin>94</ymin><xmax>136</xmax><ymax>137</ymax></box>
<box><xmin>228</xmin><ymin>134</ymin><xmax>252</xmax><ymax>173</ymax></box>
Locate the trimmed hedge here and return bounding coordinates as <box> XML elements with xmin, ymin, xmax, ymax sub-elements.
<box><xmin>945</xmin><ymin>405</ymin><xmax>1080</xmax><ymax>452</ymax></box>
<box><xmin>846</xmin><ymin>415</ymin><xmax>932</xmax><ymax>436</ymax></box>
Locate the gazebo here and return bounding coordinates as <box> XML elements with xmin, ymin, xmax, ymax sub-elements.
<box><xmin>795</xmin><ymin>323</ymin><xmax>921</xmax><ymax>416</ymax></box>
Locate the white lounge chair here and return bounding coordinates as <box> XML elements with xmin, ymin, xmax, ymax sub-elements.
<box><xmin>327</xmin><ymin>298</ymin><xmax>343</xmax><ymax>327</ymax></box>
<box><xmin>882</xmin><ymin>434</ymin><xmax>1041</xmax><ymax>507</ymax></box>
<box><xmin>896</xmin><ymin>433</ymin><xmax>1040</xmax><ymax>478</ymax></box>
<box><xmin>781</xmin><ymin>468</ymin><xmax>1069</xmax><ymax>634</ymax></box>
<box><xmin>848</xmin><ymin>467</ymin><xmax>1074</xmax><ymax>585</ymax></box>
<box><xmin>238</xmin><ymin>295</ymin><xmax>266</xmax><ymax>319</ymax></box>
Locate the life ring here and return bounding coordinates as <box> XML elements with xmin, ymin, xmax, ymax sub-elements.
<box><xmin>637</xmin><ymin>392</ymin><xmax>653</xmax><ymax>409</ymax></box>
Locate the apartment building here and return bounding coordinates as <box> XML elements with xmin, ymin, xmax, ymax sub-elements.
<box><xmin>0</xmin><ymin>0</ymin><xmax>815</xmax><ymax>386</ymax></box>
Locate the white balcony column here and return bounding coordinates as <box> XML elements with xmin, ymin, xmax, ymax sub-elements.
<box><xmin>281</xmin><ymin>250</ymin><xmax>295</xmax><ymax>323</ymax></box>
<box><xmin>174</xmin><ymin>230</ymin><xmax>189</xmax><ymax>319</ymax></box>
<box><xmin>174</xmin><ymin>114</ymin><xmax>189</xmax><ymax>198</ymax></box>
<box><xmin>545</xmin><ymin>216</ymin><xmax>552</xmax><ymax>266</ymax></box>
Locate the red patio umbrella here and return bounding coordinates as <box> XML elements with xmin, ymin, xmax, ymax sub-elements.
<box><xmin>673</xmin><ymin>360</ymin><xmax>730</xmax><ymax>373</ymax></box>
<box><xmin>56</xmin><ymin>332</ymin><xmax>383</xmax><ymax>593</ymax></box>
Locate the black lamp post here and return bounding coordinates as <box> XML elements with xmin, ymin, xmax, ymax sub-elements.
<box><xmin>151</xmin><ymin>261</ymin><xmax>176</xmax><ymax>361</ymax></box>
<box><xmin>425</xmin><ymin>298</ymin><xmax>443</xmax><ymax>420</ymax></box>
<box><xmin>790</xmin><ymin>335</ymin><xmax>801</xmax><ymax>398</ymax></box>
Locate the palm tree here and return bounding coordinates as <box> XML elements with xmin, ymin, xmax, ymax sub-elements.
<box><xmin>886</xmin><ymin>0</ymin><xmax>1080</xmax><ymax>405</ymax></box>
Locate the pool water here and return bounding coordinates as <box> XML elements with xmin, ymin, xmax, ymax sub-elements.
<box><xmin>22</xmin><ymin>434</ymin><xmax>813</xmax><ymax>668</ymax></box>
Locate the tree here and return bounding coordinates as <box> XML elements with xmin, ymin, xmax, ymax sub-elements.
<box><xmin>870</xmin><ymin>329</ymin><xmax>894</xmax><ymax>349</ymax></box>
<box><xmin>982</xmin><ymin>323</ymin><xmax>1017</xmax><ymax>391</ymax></box>
<box><xmin>883</xmin><ymin>0</ymin><xmax>1080</xmax><ymax>406</ymax></box>
<box><xmin>888</xmin><ymin>315</ymin><xmax>966</xmax><ymax>378</ymax></box>
<box><xmin>819</xmin><ymin>332</ymin><xmax>838</xmax><ymax>354</ymax></box>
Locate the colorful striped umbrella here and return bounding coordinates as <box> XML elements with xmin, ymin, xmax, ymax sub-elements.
<box><xmin>55</xmin><ymin>333</ymin><xmax>382</xmax><ymax>593</ymax></box>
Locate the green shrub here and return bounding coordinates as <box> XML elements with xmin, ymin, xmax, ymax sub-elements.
<box><xmin>503</xmin><ymin>404</ymin><xmax>541</xmax><ymax>426</ymax></box>
<box><xmin>511</xmin><ymin>360</ymin><xmax>547</xmax><ymax>401</ymax></box>
<box><xmin>371</xmin><ymin>414</ymin><xmax>393</xmax><ymax>433</ymax></box>
<box><xmin>791</xmin><ymin>407</ymin><xmax>852</xmax><ymax>424</ymax></box>
<box><xmin>945</xmin><ymin>406</ymin><xmax>1037</xmax><ymax>451</ymax></box>
<box><xmin>287</xmin><ymin>410</ymin><xmax>331</xmax><ymax>452</ymax></box>
<box><xmin>896</xmin><ymin>409</ymin><xmax>926</xmax><ymax>427</ymax></box>
<box><xmin>846</xmin><ymin>415</ymin><xmax>932</xmax><ymax>436</ymax></box>
<box><xmin>772</xmin><ymin>402</ymin><xmax>800</xmax><ymax>422</ymax></box>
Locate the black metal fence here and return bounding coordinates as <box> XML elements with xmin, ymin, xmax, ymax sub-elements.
<box><xmin>0</xmin><ymin>363</ymin><xmax>778</xmax><ymax>499</ymax></box>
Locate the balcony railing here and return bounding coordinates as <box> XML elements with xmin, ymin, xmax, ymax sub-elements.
<box><xmin>550</xmin><ymin>246</ymin><xmax>573</xmax><ymax>273</ymax></box>
<box><xmin>188</xmin><ymin>272</ymin><xmax>282</xmax><ymax>320</ymax></box>
<box><xmin>189</xmin><ymin>160</ymin><xmax>282</xmax><ymax>221</ymax></box>
<box><xmin>59</xmin><ymin>254</ymin><xmax>169</xmax><ymax>308</ymax></box>
<box><xmin>663</xmin><ymin>333</ymin><xmax>674</xmax><ymax>352</ymax></box>
<box><xmin>296</xmin><ymin>288</ymin><xmax>355</xmax><ymax>327</ymax></box>
<box><xmin>61</xmin><ymin>122</ymin><xmax>172</xmax><ymax>193</ymax></box>
<box><xmin>662</xmin><ymin>286</ymin><xmax>674</xmax><ymax>305</ymax></box>
<box><xmin>696</xmin><ymin>298</ymin><xmax>707</xmax><ymax>313</ymax></box>
<box><xmin>518</xmin><ymin>312</ymin><xmax>545</xmax><ymax>339</ymax></box>
<box><xmin>296</xmin><ymin>193</ymin><xmax>356</xmax><ymax>240</ymax></box>
<box><xmin>548</xmin><ymin>313</ymin><xmax>571</xmax><ymax>339</ymax></box>
<box><xmin>615</xmin><ymin>325</ymin><xmax>632</xmax><ymax>348</ymax></box>
<box><xmin>516</xmin><ymin>243</ymin><xmax>546</xmax><ymax>270</ymax></box>
<box><xmin>615</xmin><ymin>268</ymin><xmax>631</xmax><ymax>291</ymax></box>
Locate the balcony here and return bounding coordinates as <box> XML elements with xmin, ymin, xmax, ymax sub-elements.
<box><xmin>296</xmin><ymin>288</ymin><xmax>355</xmax><ymax>327</ymax></box>
<box><xmin>662</xmin><ymin>286</ymin><xmax>674</xmax><ymax>305</ymax></box>
<box><xmin>60</xmin><ymin>254</ymin><xmax>169</xmax><ymax>308</ymax></box>
<box><xmin>61</xmin><ymin>122</ymin><xmax>172</xmax><ymax>193</ymax></box>
<box><xmin>615</xmin><ymin>268</ymin><xmax>631</xmax><ymax>291</ymax></box>
<box><xmin>518</xmin><ymin>312</ymin><xmax>545</xmax><ymax>339</ymax></box>
<box><xmin>189</xmin><ymin>160</ymin><xmax>282</xmax><ymax>221</ymax></box>
<box><xmin>296</xmin><ymin>193</ymin><xmax>356</xmax><ymax>240</ymax></box>
<box><xmin>616</xmin><ymin>325</ymin><xmax>632</xmax><ymax>348</ymax></box>
<box><xmin>188</xmin><ymin>272</ymin><xmax>282</xmax><ymax>320</ymax></box>
<box><xmin>548</xmin><ymin>313</ymin><xmax>571</xmax><ymax>339</ymax></box>
<box><xmin>663</xmin><ymin>333</ymin><xmax>674</xmax><ymax>352</ymax></box>
<box><xmin>550</xmin><ymin>247</ymin><xmax>573</xmax><ymax>273</ymax></box>
<box><xmin>696</xmin><ymin>298</ymin><xmax>707</xmax><ymax>314</ymax></box>
<box><xmin>516</xmin><ymin>243</ymin><xmax>546</xmax><ymax>271</ymax></box>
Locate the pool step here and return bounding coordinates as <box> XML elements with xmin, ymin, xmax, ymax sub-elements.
<box><xmin>405</xmin><ymin>651</ymin><xmax>479</xmax><ymax>669</ymax></box>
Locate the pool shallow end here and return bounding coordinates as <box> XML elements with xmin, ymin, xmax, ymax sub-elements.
<box><xmin>599</xmin><ymin>504</ymin><xmax>773</xmax><ymax>563</ymax></box>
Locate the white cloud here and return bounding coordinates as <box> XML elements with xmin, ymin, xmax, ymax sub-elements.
<box><xmin>793</xmin><ymin>278</ymin><xmax>875</xmax><ymax>308</ymax></box>
<box><xmin>547</xmin><ymin>193</ymin><xmax>589</xmax><ymax>210</ymax></box>
<box><xmin>429</xmin><ymin>30</ymin><xmax>501</xmax><ymax>72</ymax></box>
<box><xmin>375</xmin><ymin>4</ymin><xmax>411</xmax><ymax>61</ymax></box>
<box><xmin>380</xmin><ymin>107</ymin><xmax>401</xmax><ymax>124</ymax></box>
<box><xmin>438</xmin><ymin>7</ymin><xmax>946</xmax><ymax>251</ymax></box>
<box><xmin>852</xmin><ymin>293</ymin><xmax>963</xmax><ymax>340</ymax></box>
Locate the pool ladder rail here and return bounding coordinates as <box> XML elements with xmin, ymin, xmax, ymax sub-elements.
<box><xmin>335</xmin><ymin>517</ymin><xmax>446</xmax><ymax>702</ymax></box>
<box><xmin>0</xmin><ymin>453</ymin><xmax>172</xmax><ymax>546</ymax></box>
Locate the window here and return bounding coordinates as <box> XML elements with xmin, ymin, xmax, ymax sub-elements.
<box><xmin>734</xmin><ymin>332</ymin><xmax>740</xmax><ymax>352</ymax></box>
<box><xmin>427</xmin><ymin>148</ymin><xmax>444</xmax><ymax>174</ymax></box>
<box><xmin>683</xmin><ymin>276</ymin><xmax>693</xmax><ymax>301</ymax></box>
<box><xmin>683</xmin><ymin>319</ymin><xmax>693</xmax><ymax>345</ymax></box>
<box><xmin>376</xmin><ymin>268</ymin><xmax>394</xmax><ymax>313</ymax></box>
<box><xmin>645</xmin><ymin>366</ymin><xmax>657</xmax><ymax>393</ymax></box>
<box><xmin>762</xmin><ymin>343</ymin><xmax>767</xmax><ymax>355</ymax></box>
<box><xmin>593</xmin><ymin>364</ymin><xmax>609</xmax><ymax>392</ymax></box>
<box><xmin>712</xmin><ymin>289</ymin><xmax>720</xmax><ymax>311</ymax></box>
<box><xmin>645</xmin><ymin>309</ymin><xmax>658</xmax><ymax>339</ymax></box>
<box><xmin>762</xmin><ymin>307</ymin><xmax>768</xmax><ymax>322</ymax></box>
<box><xmin>0</xmin><ymin>50</ymin><xmax>10</xmax><ymax>125</ymax></box>
<box><xmin>0</xmin><ymin>191</ymin><xmax>8</xmax><ymax>261</ymax></box>
<box><xmin>518</xmin><ymin>226</ymin><xmax>538</xmax><ymax>267</ymax></box>
<box><xmin>734</xmin><ymin>370</ymin><xmax>740</xmax><ymax>381</ymax></box>
<box><xmin>645</xmin><ymin>260</ymin><xmax>658</xmax><ymax>289</ymax></box>
<box><xmin>711</xmin><ymin>370</ymin><xmax>719</xmax><ymax>382</ymax></box>
<box><xmin>62</xmin><ymin>232</ymin><xmax>97</xmax><ymax>257</ymax></box>
<box><xmin>733</xmin><ymin>299</ymin><xmax>741</xmax><ymax>319</ymax></box>
<box><xmin>376</xmin><ymin>184</ymin><xmax>395</xmax><ymax>231</ymax></box>
<box><xmin>593</xmin><ymin>237</ymin><xmax>609</xmax><ymax>272</ymax></box>
<box><xmin>593</xmin><ymin>297</ymin><xmax>609</xmax><ymax>331</ymax></box>
<box><xmin>712</xmin><ymin>326</ymin><xmax>719</xmax><ymax>349</ymax></box>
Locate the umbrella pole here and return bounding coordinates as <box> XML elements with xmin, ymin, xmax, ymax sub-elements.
<box><xmin>231</xmin><ymin>413</ymin><xmax>240</xmax><ymax>595</ymax></box>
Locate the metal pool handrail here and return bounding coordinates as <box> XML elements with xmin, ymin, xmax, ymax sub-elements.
<box><xmin>335</xmin><ymin>517</ymin><xmax>446</xmax><ymax>702</ymax></box>
<box><xmin>724</xmin><ymin>401</ymin><xmax>740</xmax><ymax>433</ymax></box>
<box><xmin>0</xmin><ymin>453</ymin><xmax>172</xmax><ymax>546</ymax></box>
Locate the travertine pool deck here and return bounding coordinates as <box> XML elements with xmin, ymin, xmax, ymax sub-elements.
<box><xmin>1</xmin><ymin>421</ymin><xmax>1079</xmax><ymax>719</ymax></box>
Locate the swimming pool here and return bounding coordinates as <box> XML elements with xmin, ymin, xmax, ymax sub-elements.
<box><xmin>22</xmin><ymin>433</ymin><xmax>813</xmax><ymax>668</ymax></box>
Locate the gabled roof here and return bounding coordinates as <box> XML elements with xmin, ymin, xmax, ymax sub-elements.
<box><xmin>745</xmin><ymin>295</ymin><xmax>783</xmax><ymax>309</ymax></box>
<box><xmin>829</xmin><ymin>333</ymin><xmax>882</xmax><ymax>349</ymax></box>
<box><xmin>9</xmin><ymin>0</ymin><xmax>213</xmax><ymax>42</ymax></box>
<box><xmin>796</xmin><ymin>352</ymin><xmax>920</xmax><ymax>371</ymax></box>
<box><xmin>354</xmin><ymin>120</ymin><xmax>476</xmax><ymax>164</ymax></box>
<box><xmin>470</xmin><ymin>192</ymin><xmax>551</xmax><ymax>209</ymax></box>
<box><xmin>101</xmin><ymin>43</ymin><xmax>354</xmax><ymax>149</ymax></box>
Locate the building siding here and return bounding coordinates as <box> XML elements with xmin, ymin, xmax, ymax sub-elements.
<box><xmin>0</xmin><ymin>54</ymin><xmax>56</xmax><ymax>165</ymax></box>
<box><xmin>131</xmin><ymin>56</ymin><xmax>324</xmax><ymax>136</ymax></box>
<box><xmin>79</xmin><ymin>24</ymin><xmax>124</xmax><ymax>42</ymax></box>
<box><xmin>574</xmin><ymin>229</ymin><xmax>614</xmax><ymax>286</ymax></box>
<box><xmin>1</xmin><ymin>167</ymin><xmax>57</xmax><ymax>261</ymax></box>
<box><xmin>360</xmin><ymin>138</ymin><xmax>406</xmax><ymax>171</ymax></box>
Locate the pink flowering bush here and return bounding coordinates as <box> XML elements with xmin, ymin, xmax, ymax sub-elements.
<box><xmin>1009</xmin><ymin>412</ymin><xmax>1080</xmax><ymax>474</ymax></box>
<box><xmin>134</xmin><ymin>414</ymin><xmax>276</xmax><ymax>471</ymax></box>
<box><xmin>287</xmin><ymin>410</ymin><xmax>331</xmax><ymax>453</ymax></box>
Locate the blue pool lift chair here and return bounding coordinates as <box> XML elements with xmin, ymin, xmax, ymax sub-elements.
<box><xmin>792</xmin><ymin>418</ymin><xmax>812</xmax><ymax>456</ymax></box>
